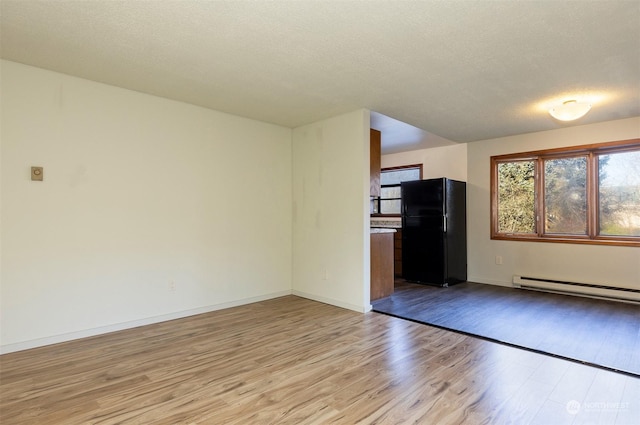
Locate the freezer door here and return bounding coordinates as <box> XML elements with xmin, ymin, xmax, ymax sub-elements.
<box><xmin>401</xmin><ymin>179</ymin><xmax>444</xmax><ymax>217</ymax></box>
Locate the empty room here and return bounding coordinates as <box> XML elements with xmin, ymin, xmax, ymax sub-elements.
<box><xmin>1</xmin><ymin>1</ymin><xmax>639</xmax><ymax>424</ymax></box>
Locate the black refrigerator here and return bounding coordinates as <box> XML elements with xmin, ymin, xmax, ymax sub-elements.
<box><xmin>401</xmin><ymin>178</ymin><xmax>467</xmax><ymax>286</ymax></box>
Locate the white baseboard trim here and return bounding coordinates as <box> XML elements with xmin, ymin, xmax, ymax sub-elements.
<box><xmin>467</xmin><ymin>276</ymin><xmax>513</xmax><ymax>288</ymax></box>
<box><xmin>292</xmin><ymin>290</ymin><xmax>370</xmax><ymax>313</ymax></box>
<box><xmin>0</xmin><ymin>290</ymin><xmax>292</xmax><ymax>355</ymax></box>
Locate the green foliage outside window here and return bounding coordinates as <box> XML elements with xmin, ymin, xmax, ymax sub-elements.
<box><xmin>492</xmin><ymin>140</ymin><xmax>640</xmax><ymax>246</ymax></box>
<box><xmin>497</xmin><ymin>161</ymin><xmax>535</xmax><ymax>233</ymax></box>
<box><xmin>544</xmin><ymin>157</ymin><xmax>588</xmax><ymax>235</ymax></box>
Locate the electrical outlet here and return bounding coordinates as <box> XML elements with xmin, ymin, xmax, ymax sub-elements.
<box><xmin>495</xmin><ymin>255</ymin><xmax>503</xmax><ymax>265</ymax></box>
<box><xmin>169</xmin><ymin>280</ymin><xmax>176</xmax><ymax>291</ymax></box>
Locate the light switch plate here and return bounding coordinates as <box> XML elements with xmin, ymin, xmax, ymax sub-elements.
<box><xmin>31</xmin><ymin>166</ymin><xmax>43</xmax><ymax>181</ymax></box>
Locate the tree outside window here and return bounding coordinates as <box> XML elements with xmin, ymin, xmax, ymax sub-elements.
<box><xmin>491</xmin><ymin>139</ymin><xmax>640</xmax><ymax>247</ymax></box>
<box><xmin>497</xmin><ymin>161</ymin><xmax>535</xmax><ymax>234</ymax></box>
<box><xmin>599</xmin><ymin>150</ymin><xmax>640</xmax><ymax>237</ymax></box>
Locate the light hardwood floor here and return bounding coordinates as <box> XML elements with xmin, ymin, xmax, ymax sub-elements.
<box><xmin>1</xmin><ymin>295</ymin><xmax>638</xmax><ymax>424</ymax></box>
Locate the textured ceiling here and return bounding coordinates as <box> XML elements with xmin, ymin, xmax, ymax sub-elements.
<box><xmin>1</xmin><ymin>0</ymin><xmax>639</xmax><ymax>149</ymax></box>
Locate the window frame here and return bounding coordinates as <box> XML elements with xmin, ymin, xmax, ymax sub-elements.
<box><xmin>372</xmin><ymin>164</ymin><xmax>423</xmax><ymax>217</ymax></box>
<box><xmin>490</xmin><ymin>138</ymin><xmax>640</xmax><ymax>247</ymax></box>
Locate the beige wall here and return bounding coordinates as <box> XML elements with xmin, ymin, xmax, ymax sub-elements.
<box><xmin>292</xmin><ymin>110</ymin><xmax>371</xmax><ymax>312</ymax></box>
<box><xmin>467</xmin><ymin>117</ymin><xmax>640</xmax><ymax>289</ymax></box>
<box><xmin>1</xmin><ymin>61</ymin><xmax>293</xmax><ymax>352</ymax></box>
<box><xmin>381</xmin><ymin>143</ymin><xmax>467</xmax><ymax>182</ymax></box>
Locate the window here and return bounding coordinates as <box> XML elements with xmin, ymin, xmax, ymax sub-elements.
<box><xmin>491</xmin><ymin>139</ymin><xmax>640</xmax><ymax>247</ymax></box>
<box><xmin>372</xmin><ymin>165</ymin><xmax>422</xmax><ymax>215</ymax></box>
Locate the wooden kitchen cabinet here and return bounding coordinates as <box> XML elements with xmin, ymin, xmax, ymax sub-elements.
<box><xmin>370</xmin><ymin>129</ymin><xmax>381</xmax><ymax>197</ymax></box>
<box><xmin>370</xmin><ymin>231</ymin><xmax>394</xmax><ymax>301</ymax></box>
<box><xmin>394</xmin><ymin>229</ymin><xmax>402</xmax><ymax>277</ymax></box>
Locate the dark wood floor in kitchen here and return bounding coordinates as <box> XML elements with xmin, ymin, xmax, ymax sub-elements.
<box><xmin>372</xmin><ymin>280</ymin><xmax>640</xmax><ymax>377</ymax></box>
<box><xmin>2</xmin><ymin>295</ymin><xmax>640</xmax><ymax>424</ymax></box>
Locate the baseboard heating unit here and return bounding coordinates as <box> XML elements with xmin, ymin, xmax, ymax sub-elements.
<box><xmin>512</xmin><ymin>275</ymin><xmax>640</xmax><ymax>304</ymax></box>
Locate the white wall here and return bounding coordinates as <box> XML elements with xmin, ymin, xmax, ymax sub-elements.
<box><xmin>292</xmin><ymin>110</ymin><xmax>371</xmax><ymax>312</ymax></box>
<box><xmin>467</xmin><ymin>117</ymin><xmax>640</xmax><ymax>289</ymax></box>
<box><xmin>0</xmin><ymin>61</ymin><xmax>293</xmax><ymax>352</ymax></box>
<box><xmin>381</xmin><ymin>143</ymin><xmax>467</xmax><ymax>182</ymax></box>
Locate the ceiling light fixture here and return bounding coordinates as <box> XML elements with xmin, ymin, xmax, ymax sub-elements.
<box><xmin>549</xmin><ymin>100</ymin><xmax>592</xmax><ymax>121</ymax></box>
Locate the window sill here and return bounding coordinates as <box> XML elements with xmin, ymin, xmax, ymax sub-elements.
<box><xmin>491</xmin><ymin>234</ymin><xmax>640</xmax><ymax>248</ymax></box>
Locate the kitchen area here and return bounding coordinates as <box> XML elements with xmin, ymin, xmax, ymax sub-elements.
<box><xmin>369</xmin><ymin>128</ymin><xmax>400</xmax><ymax>301</ymax></box>
<box><xmin>369</xmin><ymin>127</ymin><xmax>467</xmax><ymax>302</ymax></box>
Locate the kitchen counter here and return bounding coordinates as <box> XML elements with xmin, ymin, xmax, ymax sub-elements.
<box><xmin>370</xmin><ymin>219</ymin><xmax>402</xmax><ymax>229</ymax></box>
<box><xmin>370</xmin><ymin>228</ymin><xmax>397</xmax><ymax>234</ymax></box>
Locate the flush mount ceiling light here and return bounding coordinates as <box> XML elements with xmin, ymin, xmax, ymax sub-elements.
<box><xmin>549</xmin><ymin>100</ymin><xmax>592</xmax><ymax>121</ymax></box>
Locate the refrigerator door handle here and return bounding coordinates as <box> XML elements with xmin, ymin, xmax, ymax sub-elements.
<box><xmin>443</xmin><ymin>214</ymin><xmax>447</xmax><ymax>233</ymax></box>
